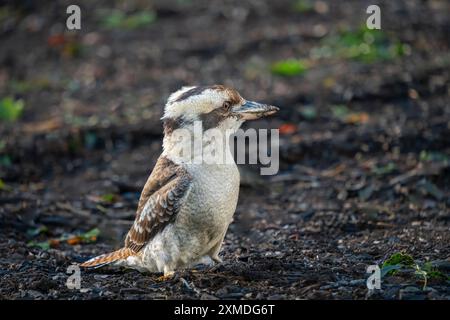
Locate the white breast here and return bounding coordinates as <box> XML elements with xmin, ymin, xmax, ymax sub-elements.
<box><xmin>184</xmin><ymin>163</ymin><xmax>240</xmax><ymax>229</ymax></box>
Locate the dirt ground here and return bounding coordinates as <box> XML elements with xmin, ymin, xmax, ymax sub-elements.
<box><xmin>0</xmin><ymin>0</ymin><xmax>449</xmax><ymax>299</ymax></box>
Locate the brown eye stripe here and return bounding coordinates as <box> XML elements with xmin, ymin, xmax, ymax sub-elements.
<box><xmin>199</xmin><ymin>108</ymin><xmax>228</xmax><ymax>130</ymax></box>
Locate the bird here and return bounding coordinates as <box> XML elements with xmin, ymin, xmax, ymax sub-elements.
<box><xmin>80</xmin><ymin>85</ymin><xmax>278</xmax><ymax>278</ymax></box>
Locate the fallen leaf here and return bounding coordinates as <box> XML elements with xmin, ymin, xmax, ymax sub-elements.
<box><xmin>66</xmin><ymin>236</ymin><xmax>82</xmax><ymax>245</ymax></box>
<box><xmin>27</xmin><ymin>241</ymin><xmax>50</xmax><ymax>250</ymax></box>
<box><xmin>22</xmin><ymin>117</ymin><xmax>63</xmax><ymax>133</ymax></box>
<box><xmin>0</xmin><ymin>178</ymin><xmax>13</xmax><ymax>191</ymax></box>
<box><xmin>79</xmin><ymin>228</ymin><xmax>100</xmax><ymax>243</ymax></box>
<box><xmin>47</xmin><ymin>34</ymin><xmax>66</xmax><ymax>47</ymax></box>
<box><xmin>27</xmin><ymin>228</ymin><xmax>100</xmax><ymax>249</ymax></box>
<box><xmin>49</xmin><ymin>239</ymin><xmax>60</xmax><ymax>247</ymax></box>
<box><xmin>345</xmin><ymin>112</ymin><xmax>369</xmax><ymax>124</ymax></box>
<box><xmin>279</xmin><ymin>123</ymin><xmax>297</xmax><ymax>135</ymax></box>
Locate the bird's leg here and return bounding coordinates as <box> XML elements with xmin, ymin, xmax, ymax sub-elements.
<box><xmin>207</xmin><ymin>243</ymin><xmax>226</xmax><ymax>273</ymax></box>
<box><xmin>208</xmin><ymin>228</ymin><xmax>227</xmax><ymax>265</ymax></box>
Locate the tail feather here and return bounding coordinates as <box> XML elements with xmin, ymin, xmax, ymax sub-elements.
<box><xmin>80</xmin><ymin>248</ymin><xmax>134</xmax><ymax>268</ymax></box>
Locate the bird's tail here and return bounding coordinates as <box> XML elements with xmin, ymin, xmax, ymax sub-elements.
<box><xmin>80</xmin><ymin>248</ymin><xmax>134</xmax><ymax>269</ymax></box>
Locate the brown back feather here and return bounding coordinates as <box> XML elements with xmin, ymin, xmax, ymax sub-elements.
<box><xmin>80</xmin><ymin>156</ymin><xmax>192</xmax><ymax>268</ymax></box>
<box><xmin>124</xmin><ymin>156</ymin><xmax>192</xmax><ymax>252</ymax></box>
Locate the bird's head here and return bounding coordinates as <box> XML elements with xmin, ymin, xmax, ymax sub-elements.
<box><xmin>162</xmin><ymin>85</ymin><xmax>279</xmax><ymax>135</ymax></box>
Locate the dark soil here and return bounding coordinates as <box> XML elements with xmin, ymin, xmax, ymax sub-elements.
<box><xmin>0</xmin><ymin>0</ymin><xmax>449</xmax><ymax>299</ymax></box>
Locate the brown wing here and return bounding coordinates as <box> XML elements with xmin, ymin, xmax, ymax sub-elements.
<box><xmin>124</xmin><ymin>156</ymin><xmax>192</xmax><ymax>252</ymax></box>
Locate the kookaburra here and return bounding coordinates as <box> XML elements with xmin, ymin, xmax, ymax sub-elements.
<box><xmin>80</xmin><ymin>85</ymin><xmax>278</xmax><ymax>277</ymax></box>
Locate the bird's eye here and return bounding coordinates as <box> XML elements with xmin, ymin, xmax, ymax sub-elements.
<box><xmin>223</xmin><ymin>101</ymin><xmax>232</xmax><ymax>110</ymax></box>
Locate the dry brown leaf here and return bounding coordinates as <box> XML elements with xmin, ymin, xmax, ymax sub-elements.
<box><xmin>279</xmin><ymin>123</ymin><xmax>297</xmax><ymax>135</ymax></box>
<box><xmin>345</xmin><ymin>112</ymin><xmax>369</xmax><ymax>124</ymax></box>
<box><xmin>22</xmin><ymin>117</ymin><xmax>63</xmax><ymax>134</ymax></box>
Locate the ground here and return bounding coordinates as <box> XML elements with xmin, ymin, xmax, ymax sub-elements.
<box><xmin>0</xmin><ymin>0</ymin><xmax>449</xmax><ymax>299</ymax></box>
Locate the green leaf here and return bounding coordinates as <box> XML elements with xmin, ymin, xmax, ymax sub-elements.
<box><xmin>292</xmin><ymin>0</ymin><xmax>314</xmax><ymax>13</ymax></box>
<box><xmin>419</xmin><ymin>150</ymin><xmax>449</xmax><ymax>163</ymax></box>
<box><xmin>299</xmin><ymin>105</ymin><xmax>317</xmax><ymax>120</ymax></box>
<box><xmin>101</xmin><ymin>10</ymin><xmax>156</xmax><ymax>29</ymax></box>
<box><xmin>100</xmin><ymin>193</ymin><xmax>116</xmax><ymax>203</ymax></box>
<box><xmin>381</xmin><ymin>264</ymin><xmax>402</xmax><ymax>278</ymax></box>
<box><xmin>26</xmin><ymin>226</ymin><xmax>48</xmax><ymax>237</ymax></box>
<box><xmin>0</xmin><ymin>155</ymin><xmax>12</xmax><ymax>167</ymax></box>
<box><xmin>271</xmin><ymin>59</ymin><xmax>308</xmax><ymax>77</ymax></box>
<box><xmin>383</xmin><ymin>252</ymin><xmax>415</xmax><ymax>268</ymax></box>
<box><xmin>331</xmin><ymin>105</ymin><xmax>350</xmax><ymax>120</ymax></box>
<box><xmin>27</xmin><ymin>240</ymin><xmax>50</xmax><ymax>250</ymax></box>
<box><xmin>372</xmin><ymin>162</ymin><xmax>396</xmax><ymax>175</ymax></box>
<box><xmin>0</xmin><ymin>97</ymin><xmax>24</xmax><ymax>122</ymax></box>
<box><xmin>422</xmin><ymin>262</ymin><xmax>450</xmax><ymax>280</ymax></box>
<box><xmin>79</xmin><ymin>228</ymin><xmax>100</xmax><ymax>242</ymax></box>
<box><xmin>381</xmin><ymin>254</ymin><xmax>449</xmax><ymax>286</ymax></box>
<box><xmin>124</xmin><ymin>11</ymin><xmax>156</xmax><ymax>29</ymax></box>
<box><xmin>102</xmin><ymin>11</ymin><xmax>125</xmax><ymax>28</ymax></box>
<box><xmin>0</xmin><ymin>178</ymin><xmax>6</xmax><ymax>190</ymax></box>
<box><xmin>0</xmin><ymin>178</ymin><xmax>12</xmax><ymax>191</ymax></box>
<box><xmin>381</xmin><ymin>252</ymin><xmax>415</xmax><ymax>277</ymax></box>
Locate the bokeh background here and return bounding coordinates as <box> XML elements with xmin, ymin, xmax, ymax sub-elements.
<box><xmin>0</xmin><ymin>0</ymin><xmax>449</xmax><ymax>299</ymax></box>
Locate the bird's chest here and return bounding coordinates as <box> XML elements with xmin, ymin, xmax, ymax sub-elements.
<box><xmin>184</xmin><ymin>164</ymin><xmax>240</xmax><ymax>225</ymax></box>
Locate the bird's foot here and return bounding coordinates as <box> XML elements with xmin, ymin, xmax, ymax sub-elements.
<box><xmin>206</xmin><ymin>256</ymin><xmax>224</xmax><ymax>272</ymax></box>
<box><xmin>156</xmin><ymin>271</ymin><xmax>175</xmax><ymax>282</ymax></box>
<box><xmin>211</xmin><ymin>255</ymin><xmax>223</xmax><ymax>264</ymax></box>
<box><xmin>207</xmin><ymin>263</ymin><xmax>223</xmax><ymax>273</ymax></box>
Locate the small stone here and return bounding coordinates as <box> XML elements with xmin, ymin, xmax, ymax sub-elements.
<box><xmin>200</xmin><ymin>293</ymin><xmax>218</xmax><ymax>300</ymax></box>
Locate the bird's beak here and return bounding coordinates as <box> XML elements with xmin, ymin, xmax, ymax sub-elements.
<box><xmin>232</xmin><ymin>100</ymin><xmax>279</xmax><ymax>120</ymax></box>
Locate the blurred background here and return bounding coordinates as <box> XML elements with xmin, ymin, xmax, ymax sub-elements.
<box><xmin>0</xmin><ymin>0</ymin><xmax>449</xmax><ymax>299</ymax></box>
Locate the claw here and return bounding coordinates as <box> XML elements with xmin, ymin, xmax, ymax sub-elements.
<box><xmin>156</xmin><ymin>271</ymin><xmax>175</xmax><ymax>282</ymax></box>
